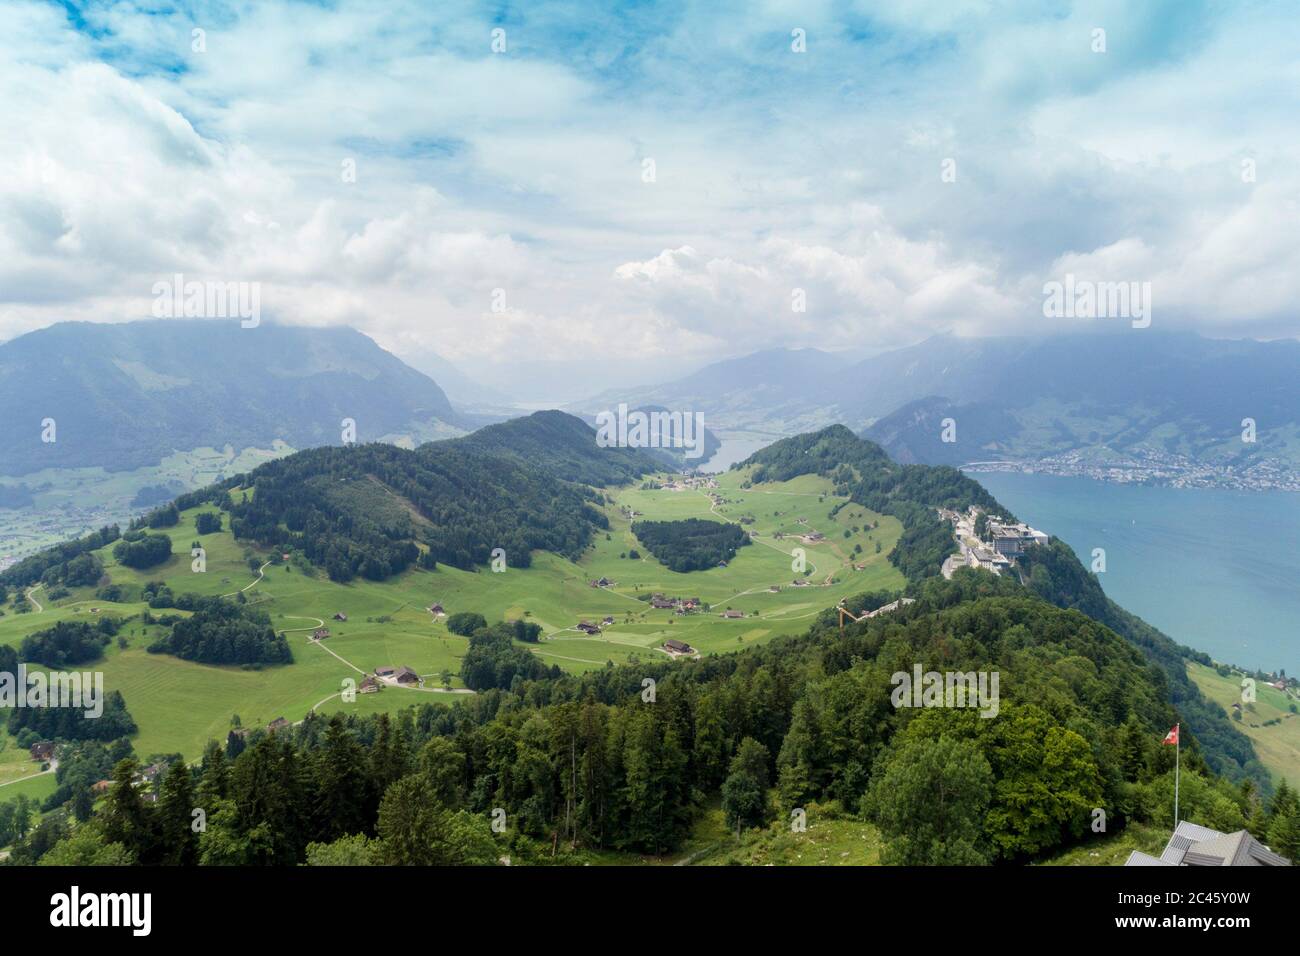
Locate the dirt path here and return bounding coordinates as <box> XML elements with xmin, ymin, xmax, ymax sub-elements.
<box><xmin>24</xmin><ymin>585</ymin><xmax>43</xmax><ymax>613</ymax></box>
<box><xmin>282</xmin><ymin>614</ymin><xmax>366</xmax><ymax>676</ymax></box>
<box><xmin>0</xmin><ymin>758</ymin><xmax>57</xmax><ymax>789</ymax></box>
<box><xmin>221</xmin><ymin>561</ymin><xmax>271</xmax><ymax>598</ymax></box>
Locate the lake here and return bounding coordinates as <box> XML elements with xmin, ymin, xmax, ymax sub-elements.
<box><xmin>972</xmin><ymin>471</ymin><xmax>1299</xmax><ymax>674</ymax></box>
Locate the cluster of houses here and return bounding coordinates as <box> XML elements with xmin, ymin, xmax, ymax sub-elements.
<box><xmin>648</xmin><ymin>594</ymin><xmax>702</xmax><ymax>615</ymax></box>
<box><xmin>661</xmin><ymin>475</ymin><xmax>718</xmax><ymax>492</ymax></box>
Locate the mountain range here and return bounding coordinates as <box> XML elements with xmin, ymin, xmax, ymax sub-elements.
<box><xmin>572</xmin><ymin>332</ymin><xmax>1300</xmax><ymax>482</ymax></box>
<box><xmin>0</xmin><ymin>320</ymin><xmax>467</xmax><ymax>476</ymax></box>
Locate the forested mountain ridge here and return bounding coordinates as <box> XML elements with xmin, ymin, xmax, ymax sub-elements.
<box><xmin>736</xmin><ymin>427</ymin><xmax>1266</xmax><ymax>788</ymax></box>
<box><xmin>217</xmin><ymin>442</ymin><xmax>609</xmax><ymax>580</ymax></box>
<box><xmin>445</xmin><ymin>409</ymin><xmax>662</xmax><ymax>486</ymax></box>
<box><xmin>0</xmin><ymin>320</ymin><xmax>466</xmax><ymax>475</ymax></box>
<box><xmin>174</xmin><ymin>410</ymin><xmax>657</xmax><ymax>580</ymax></box>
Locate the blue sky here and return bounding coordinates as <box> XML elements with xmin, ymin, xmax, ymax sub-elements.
<box><xmin>2</xmin><ymin>0</ymin><xmax>1297</xmax><ymax>397</ymax></box>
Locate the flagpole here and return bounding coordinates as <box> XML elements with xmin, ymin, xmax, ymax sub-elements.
<box><xmin>1174</xmin><ymin>722</ymin><xmax>1180</xmax><ymax>827</ymax></box>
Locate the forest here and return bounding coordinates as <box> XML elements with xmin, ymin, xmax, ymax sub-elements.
<box><xmin>5</xmin><ymin>689</ymin><xmax>137</xmax><ymax>744</ymax></box>
<box><xmin>459</xmin><ymin>620</ymin><xmax>557</xmax><ymax>690</ymax></box>
<box><xmin>147</xmin><ymin>596</ymin><xmax>293</xmax><ymax>666</ymax></box>
<box><xmin>18</xmin><ymin>620</ymin><xmax>116</xmax><ymax>668</ymax></box>
<box><xmin>112</xmin><ymin>531</ymin><xmax>174</xmax><ymax>570</ymax></box>
<box><xmin>0</xmin><ymin>524</ymin><xmax>120</xmax><ymax>589</ymax></box>
<box><xmin>631</xmin><ymin>517</ymin><xmax>750</xmax><ymax>572</ymax></box>
<box><xmin>212</xmin><ymin>440</ymin><xmax>611</xmax><ymax>582</ymax></box>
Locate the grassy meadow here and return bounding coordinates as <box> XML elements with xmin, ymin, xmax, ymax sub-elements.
<box><xmin>1187</xmin><ymin>660</ymin><xmax>1300</xmax><ymax>788</ymax></box>
<box><xmin>0</xmin><ymin>466</ymin><xmax>904</xmax><ymax>765</ymax></box>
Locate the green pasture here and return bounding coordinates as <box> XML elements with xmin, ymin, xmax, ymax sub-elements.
<box><xmin>0</xmin><ymin>467</ymin><xmax>904</xmax><ymax>762</ymax></box>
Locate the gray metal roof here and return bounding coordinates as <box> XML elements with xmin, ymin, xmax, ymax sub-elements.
<box><xmin>1124</xmin><ymin>851</ymin><xmax>1170</xmax><ymax>866</ymax></box>
<box><xmin>1133</xmin><ymin>821</ymin><xmax>1293</xmax><ymax>867</ymax></box>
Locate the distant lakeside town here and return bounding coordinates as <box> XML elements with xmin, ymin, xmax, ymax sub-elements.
<box><xmin>962</xmin><ymin>450</ymin><xmax>1300</xmax><ymax>492</ymax></box>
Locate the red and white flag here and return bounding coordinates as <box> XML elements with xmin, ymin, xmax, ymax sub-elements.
<box><xmin>1162</xmin><ymin>725</ymin><xmax>1179</xmax><ymax>746</ymax></box>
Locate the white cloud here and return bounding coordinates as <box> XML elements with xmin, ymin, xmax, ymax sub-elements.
<box><xmin>1</xmin><ymin>0</ymin><xmax>1297</xmax><ymax>400</ymax></box>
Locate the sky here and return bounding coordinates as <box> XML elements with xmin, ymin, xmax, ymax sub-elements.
<box><xmin>1</xmin><ymin>0</ymin><xmax>1297</xmax><ymax>400</ymax></box>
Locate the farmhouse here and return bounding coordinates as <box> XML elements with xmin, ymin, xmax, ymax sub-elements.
<box><xmin>664</xmin><ymin>639</ymin><xmax>695</xmax><ymax>656</ymax></box>
<box><xmin>375</xmin><ymin>666</ymin><xmax>397</xmax><ymax>678</ymax></box>
<box><xmin>590</xmin><ymin>577</ymin><xmax>613</xmax><ymax>588</ymax></box>
<box><xmin>92</xmin><ymin>779</ymin><xmax>112</xmax><ymax>795</ymax></box>
<box><xmin>721</xmin><ymin>609</ymin><xmax>746</xmax><ymax>619</ymax></box>
<box><xmin>358</xmin><ymin>676</ymin><xmax>381</xmax><ymax>694</ymax></box>
<box><xmin>267</xmin><ymin>717</ymin><xmax>291</xmax><ymax>734</ymax></box>
<box><xmin>576</xmin><ymin>621</ymin><xmax>602</xmax><ymax>635</ymax></box>
<box><xmin>602</xmin><ymin>616</ymin><xmax>615</xmax><ymax>625</ymax></box>
<box><xmin>394</xmin><ymin>666</ymin><xmax>422</xmax><ymax>687</ymax></box>
<box><xmin>428</xmin><ymin>603</ymin><xmax>445</xmax><ymax>616</ymax></box>
<box><xmin>312</xmin><ymin>627</ymin><xmax>330</xmax><ymax>640</ymax></box>
<box><xmin>650</xmin><ymin>595</ymin><xmax>676</xmax><ymax>609</ymax></box>
<box><xmin>333</xmin><ymin>612</ymin><xmax>347</xmax><ymax>622</ymax></box>
<box><xmin>1125</xmin><ymin>821</ymin><xmax>1291</xmax><ymax>866</ymax></box>
<box><xmin>29</xmin><ymin>741</ymin><xmax>55</xmax><ymax>762</ymax></box>
<box><xmin>802</xmin><ymin>532</ymin><xmax>825</xmax><ymax>543</ymax></box>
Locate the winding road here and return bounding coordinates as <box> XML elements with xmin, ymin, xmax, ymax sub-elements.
<box><xmin>23</xmin><ymin>584</ymin><xmax>44</xmax><ymax>613</ymax></box>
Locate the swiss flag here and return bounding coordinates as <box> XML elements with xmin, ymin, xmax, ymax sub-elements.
<box><xmin>1162</xmin><ymin>725</ymin><xmax>1179</xmax><ymax>746</ymax></box>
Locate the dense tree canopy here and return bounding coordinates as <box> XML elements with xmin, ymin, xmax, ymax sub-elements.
<box><xmin>19</xmin><ymin>620</ymin><xmax>114</xmax><ymax>667</ymax></box>
<box><xmin>148</xmin><ymin>597</ymin><xmax>292</xmax><ymax>665</ymax></box>
<box><xmin>112</xmin><ymin>532</ymin><xmax>174</xmax><ymax>570</ymax></box>
<box><xmin>632</xmin><ymin>518</ymin><xmax>750</xmax><ymax>572</ymax></box>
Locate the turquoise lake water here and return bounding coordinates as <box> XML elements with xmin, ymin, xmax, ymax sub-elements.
<box><xmin>972</xmin><ymin>472</ymin><xmax>1299</xmax><ymax>674</ymax></box>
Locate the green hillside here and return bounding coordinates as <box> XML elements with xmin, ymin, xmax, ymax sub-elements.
<box><xmin>1187</xmin><ymin>661</ymin><xmax>1300</xmax><ymax>788</ymax></box>
<box><xmin>1</xmin><ymin>414</ymin><xmax>1284</xmax><ymax>868</ymax></box>
<box><xmin>0</xmin><ymin>444</ymin><xmax>904</xmax><ymax>762</ymax></box>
